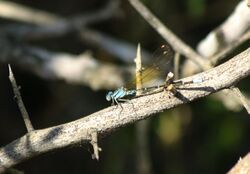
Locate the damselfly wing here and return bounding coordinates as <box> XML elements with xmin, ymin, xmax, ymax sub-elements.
<box><xmin>106</xmin><ymin>44</ymin><xmax>174</xmax><ymax>105</ymax></box>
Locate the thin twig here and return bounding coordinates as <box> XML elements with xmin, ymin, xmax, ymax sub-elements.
<box><xmin>0</xmin><ymin>38</ymin><xmax>129</xmax><ymax>90</ymax></box>
<box><xmin>8</xmin><ymin>65</ymin><xmax>34</xmax><ymax>132</ymax></box>
<box><xmin>135</xmin><ymin>43</ymin><xmax>143</xmax><ymax>92</ymax></box>
<box><xmin>174</xmin><ymin>52</ymin><xmax>180</xmax><ymax>80</ymax></box>
<box><xmin>0</xmin><ymin>1</ymin><xmax>59</xmax><ymax>25</ymax></box>
<box><xmin>197</xmin><ymin>1</ymin><xmax>250</xmax><ymax>58</ymax></box>
<box><xmin>135</xmin><ymin>44</ymin><xmax>153</xmax><ymax>174</ymax></box>
<box><xmin>231</xmin><ymin>87</ymin><xmax>250</xmax><ymax>114</ymax></box>
<box><xmin>212</xmin><ymin>89</ymin><xmax>243</xmax><ymax>111</ymax></box>
<box><xmin>136</xmin><ymin>120</ymin><xmax>152</xmax><ymax>174</ymax></box>
<box><xmin>89</xmin><ymin>129</ymin><xmax>102</xmax><ymax>160</ymax></box>
<box><xmin>80</xmin><ymin>29</ymin><xmax>152</xmax><ymax>63</ymax></box>
<box><xmin>0</xmin><ymin>0</ymin><xmax>120</xmax><ymax>40</ymax></box>
<box><xmin>128</xmin><ymin>0</ymin><xmax>212</xmax><ymax>70</ymax></box>
<box><xmin>210</xmin><ymin>30</ymin><xmax>250</xmax><ymax>65</ymax></box>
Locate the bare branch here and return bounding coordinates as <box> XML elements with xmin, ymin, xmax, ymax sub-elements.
<box><xmin>89</xmin><ymin>129</ymin><xmax>102</xmax><ymax>160</ymax></box>
<box><xmin>227</xmin><ymin>152</ymin><xmax>250</xmax><ymax>174</ymax></box>
<box><xmin>136</xmin><ymin>120</ymin><xmax>152</xmax><ymax>174</ymax></box>
<box><xmin>8</xmin><ymin>65</ymin><xmax>34</xmax><ymax>132</ymax></box>
<box><xmin>0</xmin><ymin>37</ymin><xmax>130</xmax><ymax>90</ymax></box>
<box><xmin>231</xmin><ymin>87</ymin><xmax>250</xmax><ymax>114</ymax></box>
<box><xmin>135</xmin><ymin>44</ymin><xmax>153</xmax><ymax>174</ymax></box>
<box><xmin>128</xmin><ymin>0</ymin><xmax>212</xmax><ymax>70</ymax></box>
<box><xmin>0</xmin><ymin>0</ymin><xmax>120</xmax><ymax>39</ymax></box>
<box><xmin>210</xmin><ymin>30</ymin><xmax>250</xmax><ymax>65</ymax></box>
<box><xmin>0</xmin><ymin>48</ymin><xmax>249</xmax><ymax>173</ymax></box>
<box><xmin>197</xmin><ymin>0</ymin><xmax>250</xmax><ymax>58</ymax></box>
<box><xmin>0</xmin><ymin>1</ymin><xmax>144</xmax><ymax>66</ymax></box>
<box><xmin>212</xmin><ymin>89</ymin><xmax>244</xmax><ymax>112</ymax></box>
<box><xmin>0</xmin><ymin>1</ymin><xmax>59</xmax><ymax>25</ymax></box>
<box><xmin>183</xmin><ymin>1</ymin><xmax>250</xmax><ymax>77</ymax></box>
<box><xmin>135</xmin><ymin>43</ymin><xmax>143</xmax><ymax>91</ymax></box>
<box><xmin>174</xmin><ymin>52</ymin><xmax>180</xmax><ymax>80</ymax></box>
<box><xmin>80</xmin><ymin>29</ymin><xmax>152</xmax><ymax>63</ymax></box>
<box><xmin>0</xmin><ymin>4</ymin><xmax>153</xmax><ymax>65</ymax></box>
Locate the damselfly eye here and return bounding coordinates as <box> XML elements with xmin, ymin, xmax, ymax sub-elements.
<box><xmin>106</xmin><ymin>92</ymin><xmax>113</xmax><ymax>101</ymax></box>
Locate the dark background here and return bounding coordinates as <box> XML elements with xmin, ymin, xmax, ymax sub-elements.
<box><xmin>0</xmin><ymin>0</ymin><xmax>249</xmax><ymax>173</ymax></box>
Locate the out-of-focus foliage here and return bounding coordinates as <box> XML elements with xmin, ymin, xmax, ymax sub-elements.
<box><xmin>187</xmin><ymin>0</ymin><xmax>206</xmax><ymax>17</ymax></box>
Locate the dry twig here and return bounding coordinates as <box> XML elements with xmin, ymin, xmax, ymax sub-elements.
<box><xmin>210</xmin><ymin>30</ymin><xmax>250</xmax><ymax>64</ymax></box>
<box><xmin>135</xmin><ymin>43</ymin><xmax>143</xmax><ymax>92</ymax></box>
<box><xmin>231</xmin><ymin>87</ymin><xmax>250</xmax><ymax>114</ymax></box>
<box><xmin>128</xmin><ymin>0</ymin><xmax>212</xmax><ymax>70</ymax></box>
<box><xmin>0</xmin><ymin>0</ymin><xmax>120</xmax><ymax>39</ymax></box>
<box><xmin>89</xmin><ymin>129</ymin><xmax>102</xmax><ymax>160</ymax></box>
<box><xmin>80</xmin><ymin>29</ymin><xmax>152</xmax><ymax>63</ymax></box>
<box><xmin>135</xmin><ymin>44</ymin><xmax>153</xmax><ymax>174</ymax></box>
<box><xmin>0</xmin><ymin>1</ymin><xmax>151</xmax><ymax>64</ymax></box>
<box><xmin>0</xmin><ymin>37</ymin><xmax>129</xmax><ymax>90</ymax></box>
<box><xmin>197</xmin><ymin>0</ymin><xmax>250</xmax><ymax>58</ymax></box>
<box><xmin>174</xmin><ymin>52</ymin><xmax>180</xmax><ymax>80</ymax></box>
<box><xmin>8</xmin><ymin>65</ymin><xmax>34</xmax><ymax>132</ymax></box>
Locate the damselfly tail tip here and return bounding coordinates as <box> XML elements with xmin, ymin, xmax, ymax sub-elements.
<box><xmin>193</xmin><ymin>77</ymin><xmax>203</xmax><ymax>83</ymax></box>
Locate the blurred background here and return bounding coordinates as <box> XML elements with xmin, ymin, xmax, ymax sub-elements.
<box><xmin>0</xmin><ymin>0</ymin><xmax>249</xmax><ymax>173</ymax></box>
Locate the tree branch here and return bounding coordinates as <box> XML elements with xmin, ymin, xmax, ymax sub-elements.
<box><xmin>0</xmin><ymin>37</ymin><xmax>131</xmax><ymax>90</ymax></box>
<box><xmin>0</xmin><ymin>47</ymin><xmax>249</xmax><ymax>173</ymax></box>
<box><xmin>0</xmin><ymin>1</ymin><xmax>150</xmax><ymax>65</ymax></box>
<box><xmin>128</xmin><ymin>0</ymin><xmax>212</xmax><ymax>70</ymax></box>
<box><xmin>128</xmin><ymin>0</ymin><xmax>249</xmax><ymax>114</ymax></box>
<box><xmin>0</xmin><ymin>1</ymin><xmax>59</xmax><ymax>25</ymax></box>
<box><xmin>80</xmin><ymin>29</ymin><xmax>152</xmax><ymax>63</ymax></box>
<box><xmin>197</xmin><ymin>0</ymin><xmax>250</xmax><ymax>58</ymax></box>
<box><xmin>0</xmin><ymin>0</ymin><xmax>120</xmax><ymax>39</ymax></box>
<box><xmin>210</xmin><ymin>30</ymin><xmax>250</xmax><ymax>65</ymax></box>
<box><xmin>231</xmin><ymin>87</ymin><xmax>250</xmax><ymax>114</ymax></box>
<box><xmin>227</xmin><ymin>152</ymin><xmax>250</xmax><ymax>174</ymax></box>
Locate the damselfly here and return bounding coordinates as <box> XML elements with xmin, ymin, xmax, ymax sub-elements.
<box><xmin>106</xmin><ymin>72</ymin><xmax>203</xmax><ymax>105</ymax></box>
<box><xmin>106</xmin><ymin>45</ymin><xmax>203</xmax><ymax>105</ymax></box>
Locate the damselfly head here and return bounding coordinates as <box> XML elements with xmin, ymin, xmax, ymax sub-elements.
<box><xmin>106</xmin><ymin>91</ymin><xmax>113</xmax><ymax>101</ymax></box>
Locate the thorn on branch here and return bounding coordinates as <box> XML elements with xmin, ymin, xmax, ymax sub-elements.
<box><xmin>89</xmin><ymin>129</ymin><xmax>102</xmax><ymax>160</ymax></box>
<box><xmin>135</xmin><ymin>43</ymin><xmax>142</xmax><ymax>93</ymax></box>
<box><xmin>8</xmin><ymin>64</ymin><xmax>34</xmax><ymax>132</ymax></box>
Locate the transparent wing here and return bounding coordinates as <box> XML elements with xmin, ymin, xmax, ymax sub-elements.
<box><xmin>126</xmin><ymin>44</ymin><xmax>174</xmax><ymax>89</ymax></box>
